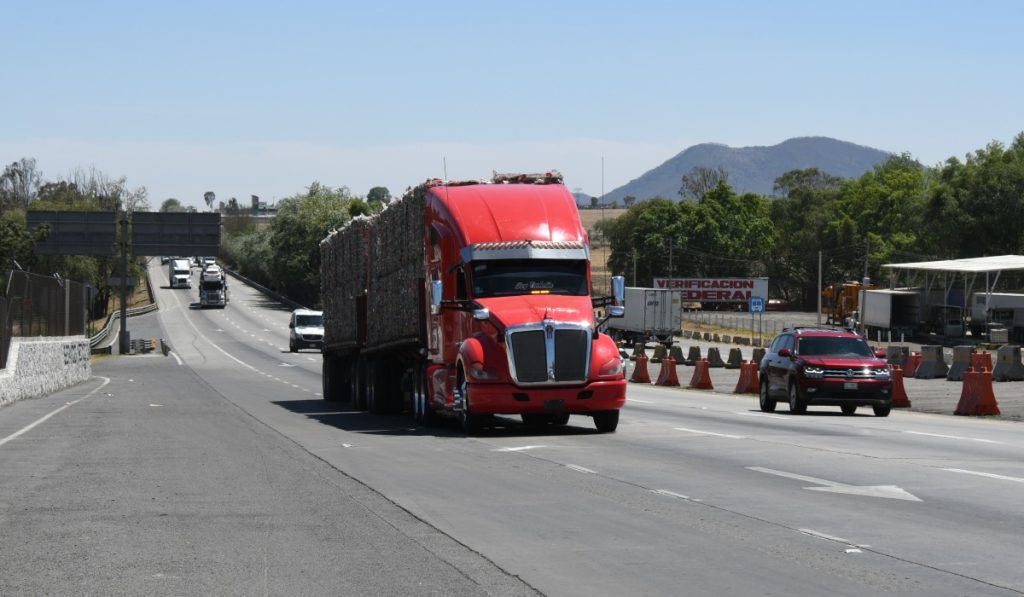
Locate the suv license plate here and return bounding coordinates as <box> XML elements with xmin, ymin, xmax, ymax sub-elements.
<box><xmin>544</xmin><ymin>399</ymin><xmax>565</xmax><ymax>410</ymax></box>
<box><xmin>844</xmin><ymin>382</ymin><xmax>858</xmax><ymax>390</ymax></box>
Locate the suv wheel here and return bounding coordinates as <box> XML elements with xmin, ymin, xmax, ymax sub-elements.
<box><xmin>788</xmin><ymin>381</ymin><xmax>807</xmax><ymax>414</ymax></box>
<box><xmin>873</xmin><ymin>405</ymin><xmax>891</xmax><ymax>417</ymax></box>
<box><xmin>759</xmin><ymin>378</ymin><xmax>776</xmax><ymax>412</ymax></box>
<box><xmin>841</xmin><ymin>404</ymin><xmax>857</xmax><ymax>415</ymax></box>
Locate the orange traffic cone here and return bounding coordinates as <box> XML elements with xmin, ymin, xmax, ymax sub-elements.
<box><xmin>902</xmin><ymin>352</ymin><xmax>921</xmax><ymax>378</ymax></box>
<box><xmin>733</xmin><ymin>361</ymin><xmax>759</xmax><ymax>394</ymax></box>
<box><xmin>630</xmin><ymin>353</ymin><xmax>651</xmax><ymax>384</ymax></box>
<box><xmin>955</xmin><ymin>367</ymin><xmax>1001</xmax><ymax>416</ymax></box>
<box><xmin>971</xmin><ymin>352</ymin><xmax>992</xmax><ymax>373</ymax></box>
<box><xmin>655</xmin><ymin>357</ymin><xmax>681</xmax><ymax>387</ymax></box>
<box><xmin>890</xmin><ymin>365</ymin><xmax>911</xmax><ymax>408</ymax></box>
<box><xmin>688</xmin><ymin>358</ymin><xmax>714</xmax><ymax>390</ymax></box>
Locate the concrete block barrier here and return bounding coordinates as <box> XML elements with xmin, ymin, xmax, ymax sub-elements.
<box><xmin>886</xmin><ymin>346</ymin><xmax>909</xmax><ymax>367</ymax></box>
<box><xmin>651</xmin><ymin>344</ymin><xmax>667</xmax><ymax>363</ymax></box>
<box><xmin>915</xmin><ymin>345</ymin><xmax>949</xmax><ymax>379</ymax></box>
<box><xmin>685</xmin><ymin>346</ymin><xmax>701</xmax><ymax>366</ymax></box>
<box><xmin>630</xmin><ymin>342</ymin><xmax>647</xmax><ymax>362</ymax></box>
<box><xmin>725</xmin><ymin>347</ymin><xmax>743</xmax><ymax>369</ymax></box>
<box><xmin>752</xmin><ymin>347</ymin><xmax>766</xmax><ymax>365</ymax></box>
<box><xmin>706</xmin><ymin>347</ymin><xmax>726</xmax><ymax>368</ymax></box>
<box><xmin>993</xmin><ymin>345</ymin><xmax>1024</xmax><ymax>381</ymax></box>
<box><xmin>669</xmin><ymin>344</ymin><xmax>685</xmax><ymax>363</ymax></box>
<box><xmin>946</xmin><ymin>345</ymin><xmax>975</xmax><ymax>381</ymax></box>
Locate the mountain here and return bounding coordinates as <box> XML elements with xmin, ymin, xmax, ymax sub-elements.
<box><xmin>602</xmin><ymin>137</ymin><xmax>893</xmax><ymax>203</ymax></box>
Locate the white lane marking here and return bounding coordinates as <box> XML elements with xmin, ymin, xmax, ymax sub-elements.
<box><xmin>674</xmin><ymin>427</ymin><xmax>745</xmax><ymax>439</ymax></box>
<box><xmin>943</xmin><ymin>468</ymin><xmax>1024</xmax><ymax>483</ymax></box>
<box><xmin>149</xmin><ymin>404</ymin><xmax>163</xmax><ymax>407</ymax></box>
<box><xmin>279</xmin><ymin>363</ymin><xmax>296</xmax><ymax>367</ymax></box>
<box><xmin>652</xmin><ymin>489</ymin><xmax>691</xmax><ymax>500</ymax></box>
<box><xmin>169</xmin><ymin>350</ymin><xmax>183</xmax><ymax>366</ymax></box>
<box><xmin>565</xmin><ymin>464</ymin><xmax>597</xmax><ymax>474</ymax></box>
<box><xmin>904</xmin><ymin>431</ymin><xmax>1001</xmax><ymax>444</ymax></box>
<box><xmin>0</xmin><ymin>377</ymin><xmax>111</xmax><ymax>448</ymax></box>
<box><xmin>314</xmin><ymin>392</ymin><xmax>322</xmax><ymax>397</ymax></box>
<box><xmin>307</xmin><ymin>357</ymin><xmax>316</xmax><ymax>362</ymax></box>
<box><xmin>748</xmin><ymin>467</ymin><xmax>922</xmax><ymax>501</ymax></box>
<box><xmin>628</xmin><ymin>398</ymin><xmax>654</xmax><ymax>404</ymax></box>
<box><xmin>341</xmin><ymin>443</ymin><xmax>354</xmax><ymax>448</ymax></box>
<box><xmin>492</xmin><ymin>445</ymin><xmax>548</xmax><ymax>452</ymax></box>
<box><xmin>799</xmin><ymin>529</ymin><xmax>852</xmax><ymax>544</ymax></box>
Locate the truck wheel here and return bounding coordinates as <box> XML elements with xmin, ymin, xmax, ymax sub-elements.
<box><xmin>458</xmin><ymin>372</ymin><xmax>483</xmax><ymax>436</ymax></box>
<box><xmin>592</xmin><ymin>410</ymin><xmax>619</xmax><ymax>433</ymax></box>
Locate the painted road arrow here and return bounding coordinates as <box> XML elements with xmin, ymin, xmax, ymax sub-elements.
<box><xmin>748</xmin><ymin>467</ymin><xmax>922</xmax><ymax>501</ymax></box>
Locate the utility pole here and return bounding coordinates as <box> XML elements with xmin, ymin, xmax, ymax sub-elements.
<box><xmin>118</xmin><ymin>212</ymin><xmax>130</xmax><ymax>354</ymax></box>
<box><xmin>817</xmin><ymin>250</ymin><xmax>822</xmax><ymax>326</ymax></box>
<box><xmin>860</xmin><ymin>241</ymin><xmax>870</xmax><ymax>338</ymax></box>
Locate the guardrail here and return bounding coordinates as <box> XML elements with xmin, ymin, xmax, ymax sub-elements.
<box><xmin>89</xmin><ymin>264</ymin><xmax>159</xmax><ymax>349</ymax></box>
<box><xmin>222</xmin><ymin>266</ymin><xmax>308</xmax><ymax>311</ymax></box>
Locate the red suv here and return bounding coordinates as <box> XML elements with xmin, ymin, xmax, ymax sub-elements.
<box><xmin>759</xmin><ymin>327</ymin><xmax>892</xmax><ymax>416</ymax></box>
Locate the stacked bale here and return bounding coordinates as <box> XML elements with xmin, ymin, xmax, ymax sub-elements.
<box><xmin>320</xmin><ymin>216</ymin><xmax>371</xmax><ymax>348</ymax></box>
<box><xmin>366</xmin><ymin>189</ymin><xmax>427</xmax><ymax>347</ymax></box>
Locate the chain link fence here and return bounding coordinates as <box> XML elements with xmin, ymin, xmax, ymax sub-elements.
<box><xmin>1</xmin><ymin>270</ymin><xmax>91</xmax><ymax>369</ymax></box>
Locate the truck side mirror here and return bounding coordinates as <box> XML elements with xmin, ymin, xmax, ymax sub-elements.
<box><xmin>430</xmin><ymin>280</ymin><xmax>443</xmax><ymax>315</ymax></box>
<box><xmin>473</xmin><ymin>307</ymin><xmax>490</xmax><ymax>321</ymax></box>
<box><xmin>609</xmin><ymin>276</ymin><xmax>625</xmax><ymax>317</ymax></box>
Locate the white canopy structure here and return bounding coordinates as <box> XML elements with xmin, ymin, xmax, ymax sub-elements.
<box><xmin>881</xmin><ymin>255</ymin><xmax>1024</xmax><ymax>333</ymax></box>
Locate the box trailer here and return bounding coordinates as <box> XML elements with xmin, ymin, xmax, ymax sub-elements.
<box><xmin>607</xmin><ymin>287</ymin><xmax>681</xmax><ymax>345</ymax></box>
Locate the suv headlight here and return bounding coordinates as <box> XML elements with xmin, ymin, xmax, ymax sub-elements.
<box><xmin>803</xmin><ymin>366</ymin><xmax>824</xmax><ymax>379</ymax></box>
<box><xmin>873</xmin><ymin>367</ymin><xmax>891</xmax><ymax>379</ymax></box>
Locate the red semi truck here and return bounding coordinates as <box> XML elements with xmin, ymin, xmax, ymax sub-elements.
<box><xmin>320</xmin><ymin>172</ymin><xmax>627</xmax><ymax>434</ymax></box>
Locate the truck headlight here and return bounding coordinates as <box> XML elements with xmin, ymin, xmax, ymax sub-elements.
<box><xmin>468</xmin><ymin>362</ymin><xmax>497</xmax><ymax>380</ymax></box>
<box><xmin>600</xmin><ymin>357</ymin><xmax>623</xmax><ymax>376</ymax></box>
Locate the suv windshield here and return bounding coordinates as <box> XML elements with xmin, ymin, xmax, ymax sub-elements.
<box><xmin>797</xmin><ymin>336</ymin><xmax>873</xmax><ymax>357</ymax></box>
<box><xmin>471</xmin><ymin>259</ymin><xmax>588</xmax><ymax>298</ymax></box>
<box><xmin>296</xmin><ymin>315</ymin><xmax>323</xmax><ymax>327</ymax></box>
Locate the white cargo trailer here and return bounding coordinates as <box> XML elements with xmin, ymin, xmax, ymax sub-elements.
<box><xmin>607</xmin><ymin>287</ymin><xmax>681</xmax><ymax>345</ymax></box>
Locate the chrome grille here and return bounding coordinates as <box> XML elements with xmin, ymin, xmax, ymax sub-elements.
<box><xmin>506</xmin><ymin>321</ymin><xmax>591</xmax><ymax>385</ymax></box>
<box><xmin>823</xmin><ymin>368</ymin><xmax>885</xmax><ymax>378</ymax></box>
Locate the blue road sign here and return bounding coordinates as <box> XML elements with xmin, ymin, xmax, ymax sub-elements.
<box><xmin>749</xmin><ymin>296</ymin><xmax>765</xmax><ymax>313</ymax></box>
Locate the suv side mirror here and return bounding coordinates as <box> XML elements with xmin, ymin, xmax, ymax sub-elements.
<box><xmin>289</xmin><ymin>321</ymin><xmax>294</xmax><ymax>328</ymax></box>
<box><xmin>874</xmin><ymin>350</ymin><xmax>886</xmax><ymax>358</ymax></box>
<box><xmin>778</xmin><ymin>348</ymin><xmax>791</xmax><ymax>358</ymax></box>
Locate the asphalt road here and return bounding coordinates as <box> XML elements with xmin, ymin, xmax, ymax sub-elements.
<box><xmin>3</xmin><ymin>260</ymin><xmax>1024</xmax><ymax>596</ymax></box>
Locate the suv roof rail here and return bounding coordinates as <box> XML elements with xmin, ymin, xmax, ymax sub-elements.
<box><xmin>781</xmin><ymin>325</ymin><xmax>860</xmax><ymax>334</ymax></box>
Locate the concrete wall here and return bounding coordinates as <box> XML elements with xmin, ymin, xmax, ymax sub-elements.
<box><xmin>0</xmin><ymin>337</ymin><xmax>91</xmax><ymax>408</ymax></box>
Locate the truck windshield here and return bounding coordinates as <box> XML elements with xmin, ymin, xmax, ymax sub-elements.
<box><xmin>470</xmin><ymin>259</ymin><xmax>588</xmax><ymax>298</ymax></box>
<box><xmin>200</xmin><ymin>281</ymin><xmax>223</xmax><ymax>290</ymax></box>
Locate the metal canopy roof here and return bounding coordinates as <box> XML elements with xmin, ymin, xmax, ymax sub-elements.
<box><xmin>882</xmin><ymin>255</ymin><xmax>1024</xmax><ymax>273</ymax></box>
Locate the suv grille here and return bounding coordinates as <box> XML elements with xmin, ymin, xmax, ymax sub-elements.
<box><xmin>822</xmin><ymin>368</ymin><xmax>886</xmax><ymax>378</ymax></box>
<box><xmin>507</xmin><ymin>322</ymin><xmax>591</xmax><ymax>385</ymax></box>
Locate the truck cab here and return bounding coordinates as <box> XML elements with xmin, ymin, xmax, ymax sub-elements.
<box><xmin>198</xmin><ymin>265</ymin><xmax>228</xmax><ymax>308</ymax></box>
<box><xmin>422</xmin><ymin>179</ymin><xmax>626</xmax><ymax>433</ymax></box>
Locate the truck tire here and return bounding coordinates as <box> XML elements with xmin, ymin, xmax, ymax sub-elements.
<box><xmin>592</xmin><ymin>410</ymin><xmax>619</xmax><ymax>433</ymax></box>
<box><xmin>458</xmin><ymin>371</ymin><xmax>483</xmax><ymax>436</ymax></box>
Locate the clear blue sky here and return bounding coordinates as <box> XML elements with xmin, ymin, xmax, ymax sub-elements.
<box><xmin>3</xmin><ymin>0</ymin><xmax>1022</xmax><ymax>209</ymax></box>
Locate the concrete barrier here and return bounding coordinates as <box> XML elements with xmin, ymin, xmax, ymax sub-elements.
<box><xmin>946</xmin><ymin>346</ymin><xmax>975</xmax><ymax>381</ymax></box>
<box><xmin>630</xmin><ymin>342</ymin><xmax>646</xmax><ymax>362</ymax></box>
<box><xmin>0</xmin><ymin>337</ymin><xmax>91</xmax><ymax>408</ymax></box>
<box><xmin>725</xmin><ymin>347</ymin><xmax>743</xmax><ymax>369</ymax></box>
<box><xmin>915</xmin><ymin>346</ymin><xmax>949</xmax><ymax>379</ymax></box>
<box><xmin>993</xmin><ymin>345</ymin><xmax>1024</xmax><ymax>382</ymax></box>
<box><xmin>651</xmin><ymin>344</ymin><xmax>667</xmax><ymax>363</ymax></box>
<box><xmin>685</xmin><ymin>346</ymin><xmax>701</xmax><ymax>366</ymax></box>
<box><xmin>752</xmin><ymin>347</ymin><xmax>766</xmax><ymax>364</ymax></box>
<box><xmin>706</xmin><ymin>347</ymin><xmax>726</xmax><ymax>368</ymax></box>
<box><xmin>886</xmin><ymin>346</ymin><xmax>909</xmax><ymax>367</ymax></box>
<box><xmin>669</xmin><ymin>344</ymin><xmax>685</xmax><ymax>363</ymax></box>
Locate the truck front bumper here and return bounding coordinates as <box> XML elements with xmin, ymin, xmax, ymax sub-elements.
<box><xmin>467</xmin><ymin>379</ymin><xmax>627</xmax><ymax>415</ymax></box>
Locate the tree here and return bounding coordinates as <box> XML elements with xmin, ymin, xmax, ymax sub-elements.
<box><xmin>0</xmin><ymin>158</ymin><xmax>42</xmax><ymax>212</ymax></box>
<box><xmin>590</xmin><ymin>196</ymin><xmax>599</xmax><ymax>208</ymax></box>
<box><xmin>225</xmin><ymin>197</ymin><xmax>241</xmax><ymax>215</ymax></box>
<box><xmin>204</xmin><ymin>191</ymin><xmax>216</xmax><ymax>211</ymax></box>
<box><xmin>773</xmin><ymin>168</ymin><xmax>842</xmax><ymax>197</ymax></box>
<box><xmin>160</xmin><ymin>198</ymin><xmax>185</xmax><ymax>212</ymax></box>
<box><xmin>679</xmin><ymin>165</ymin><xmax>729</xmax><ymax>200</ymax></box>
<box><xmin>366</xmin><ymin>186</ymin><xmax>391</xmax><ymax>205</ymax></box>
<box><xmin>622</xmin><ymin>195</ymin><xmax>637</xmax><ymax>209</ymax></box>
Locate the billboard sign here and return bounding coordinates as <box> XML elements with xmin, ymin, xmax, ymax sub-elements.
<box><xmin>653</xmin><ymin>277</ymin><xmax>769</xmax><ymax>304</ymax></box>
